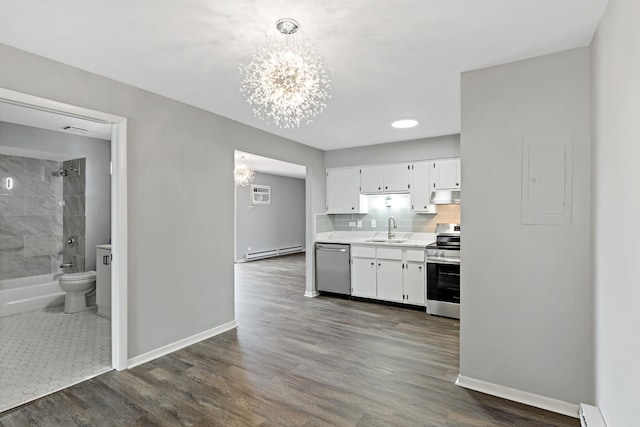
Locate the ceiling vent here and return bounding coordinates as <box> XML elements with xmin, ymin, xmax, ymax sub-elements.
<box><xmin>62</xmin><ymin>125</ymin><xmax>89</xmax><ymax>133</ymax></box>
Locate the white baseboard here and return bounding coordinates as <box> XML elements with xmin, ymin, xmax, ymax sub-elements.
<box><xmin>579</xmin><ymin>404</ymin><xmax>607</xmax><ymax>427</ymax></box>
<box><xmin>127</xmin><ymin>320</ymin><xmax>237</xmax><ymax>368</ymax></box>
<box><xmin>304</xmin><ymin>290</ymin><xmax>319</xmax><ymax>297</ymax></box>
<box><xmin>455</xmin><ymin>375</ymin><xmax>579</xmax><ymax>419</ymax></box>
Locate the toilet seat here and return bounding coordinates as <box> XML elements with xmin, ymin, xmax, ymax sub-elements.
<box><xmin>59</xmin><ymin>270</ymin><xmax>96</xmax><ymax>283</ymax></box>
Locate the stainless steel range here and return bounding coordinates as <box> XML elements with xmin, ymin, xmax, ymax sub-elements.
<box><xmin>426</xmin><ymin>223</ymin><xmax>460</xmax><ymax>319</ymax></box>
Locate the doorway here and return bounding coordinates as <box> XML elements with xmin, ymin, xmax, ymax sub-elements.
<box><xmin>0</xmin><ymin>88</ymin><xmax>128</xmax><ymax>412</ymax></box>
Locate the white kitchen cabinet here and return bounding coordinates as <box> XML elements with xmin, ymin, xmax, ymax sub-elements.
<box><xmin>403</xmin><ymin>261</ymin><xmax>425</xmax><ymax>305</ymax></box>
<box><xmin>351</xmin><ymin>256</ymin><xmax>377</xmax><ymax>298</ymax></box>
<box><xmin>326</xmin><ymin>168</ymin><xmax>368</xmax><ymax>214</ymax></box>
<box><xmin>432</xmin><ymin>158</ymin><xmax>461</xmax><ymax>190</ymax></box>
<box><xmin>359</xmin><ymin>166</ymin><xmax>384</xmax><ymax>193</ymax></box>
<box><xmin>350</xmin><ymin>246</ymin><xmax>425</xmax><ymax>306</ymax></box>
<box><xmin>382</xmin><ymin>164</ymin><xmax>411</xmax><ymax>193</ymax></box>
<box><xmin>375</xmin><ymin>248</ymin><xmax>403</xmax><ymax>302</ymax></box>
<box><xmin>410</xmin><ymin>162</ymin><xmax>437</xmax><ymax>213</ymax></box>
<box><xmin>96</xmin><ymin>246</ymin><xmax>112</xmax><ymax>319</ymax></box>
<box><xmin>359</xmin><ymin>164</ymin><xmax>410</xmax><ymax>194</ymax></box>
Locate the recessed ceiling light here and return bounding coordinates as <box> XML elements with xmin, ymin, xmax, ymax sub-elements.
<box><xmin>391</xmin><ymin>119</ymin><xmax>418</xmax><ymax>129</ymax></box>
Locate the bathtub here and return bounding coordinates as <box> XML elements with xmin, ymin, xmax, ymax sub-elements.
<box><xmin>0</xmin><ymin>273</ymin><xmax>65</xmax><ymax>318</ymax></box>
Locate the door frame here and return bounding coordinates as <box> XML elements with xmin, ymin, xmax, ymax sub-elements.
<box><xmin>0</xmin><ymin>87</ymin><xmax>129</xmax><ymax>371</ymax></box>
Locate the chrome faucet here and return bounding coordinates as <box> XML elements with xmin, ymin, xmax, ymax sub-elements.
<box><xmin>388</xmin><ymin>216</ymin><xmax>397</xmax><ymax>240</ymax></box>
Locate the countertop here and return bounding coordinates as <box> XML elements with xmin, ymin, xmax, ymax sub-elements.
<box><xmin>315</xmin><ymin>231</ymin><xmax>436</xmax><ymax>249</ymax></box>
<box><xmin>96</xmin><ymin>244</ymin><xmax>112</xmax><ymax>250</ymax></box>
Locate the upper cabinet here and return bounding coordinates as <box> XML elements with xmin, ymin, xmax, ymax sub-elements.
<box><xmin>409</xmin><ymin>162</ymin><xmax>437</xmax><ymax>214</ymax></box>
<box><xmin>326</xmin><ymin>168</ymin><xmax>368</xmax><ymax>214</ymax></box>
<box><xmin>432</xmin><ymin>158</ymin><xmax>461</xmax><ymax>190</ymax></box>
<box><xmin>360</xmin><ymin>164</ymin><xmax>410</xmax><ymax>194</ymax></box>
<box><xmin>326</xmin><ymin>158</ymin><xmax>460</xmax><ymax>214</ymax></box>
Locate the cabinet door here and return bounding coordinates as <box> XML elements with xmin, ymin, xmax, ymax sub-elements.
<box><xmin>404</xmin><ymin>262</ymin><xmax>426</xmax><ymax>306</ymax></box>
<box><xmin>433</xmin><ymin>159</ymin><xmax>461</xmax><ymax>190</ymax></box>
<box><xmin>351</xmin><ymin>257</ymin><xmax>377</xmax><ymax>298</ymax></box>
<box><xmin>327</xmin><ymin>168</ymin><xmax>363</xmax><ymax>213</ymax></box>
<box><xmin>410</xmin><ymin>162</ymin><xmax>437</xmax><ymax>213</ymax></box>
<box><xmin>383</xmin><ymin>163</ymin><xmax>410</xmax><ymax>193</ymax></box>
<box><xmin>360</xmin><ymin>166</ymin><xmax>384</xmax><ymax>193</ymax></box>
<box><xmin>376</xmin><ymin>259</ymin><xmax>403</xmax><ymax>302</ymax></box>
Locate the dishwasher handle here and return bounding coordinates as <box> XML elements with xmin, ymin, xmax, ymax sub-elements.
<box><xmin>316</xmin><ymin>245</ymin><xmax>348</xmax><ymax>252</ymax></box>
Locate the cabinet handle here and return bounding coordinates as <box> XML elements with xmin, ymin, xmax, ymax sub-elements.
<box><xmin>385</xmin><ymin>186</ymin><xmax>388</xmax><ymax>189</ymax></box>
<box><xmin>419</xmin><ymin>266</ymin><xmax>422</xmax><ymax>270</ymax></box>
<box><xmin>351</xmin><ymin>207</ymin><xmax>355</xmax><ymax>210</ymax></box>
<box><xmin>371</xmin><ymin>262</ymin><xmax>374</xmax><ymax>266</ymax></box>
<box><xmin>378</xmin><ymin>263</ymin><xmax>381</xmax><ymax>267</ymax></box>
<box><xmin>456</xmin><ymin>183</ymin><xmax>459</xmax><ymax>186</ymax></box>
<box><xmin>103</xmin><ymin>255</ymin><xmax>109</xmax><ymax>265</ymax></box>
<box><xmin>378</xmin><ymin>187</ymin><xmax>381</xmax><ymax>190</ymax></box>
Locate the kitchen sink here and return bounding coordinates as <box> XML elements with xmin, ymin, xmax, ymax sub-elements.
<box><xmin>365</xmin><ymin>238</ymin><xmax>409</xmax><ymax>243</ymax></box>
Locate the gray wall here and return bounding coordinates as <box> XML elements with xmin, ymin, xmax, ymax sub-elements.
<box><xmin>0</xmin><ymin>42</ymin><xmax>325</xmax><ymax>358</ymax></box>
<box><xmin>0</xmin><ymin>122</ymin><xmax>110</xmax><ymax>271</ymax></box>
<box><xmin>591</xmin><ymin>0</ymin><xmax>640</xmax><ymax>424</ymax></box>
<box><xmin>324</xmin><ymin>134</ymin><xmax>460</xmax><ymax>168</ymax></box>
<box><xmin>460</xmin><ymin>48</ymin><xmax>593</xmax><ymax>405</ymax></box>
<box><xmin>235</xmin><ymin>172</ymin><xmax>305</xmax><ymax>261</ymax></box>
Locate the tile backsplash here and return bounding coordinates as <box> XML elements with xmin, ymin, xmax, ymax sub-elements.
<box><xmin>316</xmin><ymin>194</ymin><xmax>460</xmax><ymax>234</ymax></box>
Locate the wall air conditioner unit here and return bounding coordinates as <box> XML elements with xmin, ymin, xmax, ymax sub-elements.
<box><xmin>250</xmin><ymin>184</ymin><xmax>270</xmax><ymax>205</ymax></box>
<box><xmin>430</xmin><ymin>190</ymin><xmax>461</xmax><ymax>205</ymax></box>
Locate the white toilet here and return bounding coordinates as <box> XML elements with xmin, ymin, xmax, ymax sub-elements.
<box><xmin>59</xmin><ymin>271</ymin><xmax>97</xmax><ymax>314</ymax></box>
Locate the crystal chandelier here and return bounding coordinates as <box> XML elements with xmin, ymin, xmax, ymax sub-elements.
<box><xmin>240</xmin><ymin>18</ymin><xmax>332</xmax><ymax>129</ymax></box>
<box><xmin>233</xmin><ymin>157</ymin><xmax>255</xmax><ymax>187</ymax></box>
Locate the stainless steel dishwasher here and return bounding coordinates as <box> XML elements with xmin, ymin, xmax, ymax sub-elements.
<box><xmin>315</xmin><ymin>243</ymin><xmax>351</xmax><ymax>295</ymax></box>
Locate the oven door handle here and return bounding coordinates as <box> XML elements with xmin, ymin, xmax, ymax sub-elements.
<box><xmin>426</xmin><ymin>258</ymin><xmax>460</xmax><ymax>265</ymax></box>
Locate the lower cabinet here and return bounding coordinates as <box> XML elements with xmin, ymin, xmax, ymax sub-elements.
<box><xmin>351</xmin><ymin>256</ymin><xmax>377</xmax><ymax>298</ymax></box>
<box><xmin>403</xmin><ymin>261</ymin><xmax>426</xmax><ymax>305</ymax></box>
<box><xmin>351</xmin><ymin>245</ymin><xmax>425</xmax><ymax>306</ymax></box>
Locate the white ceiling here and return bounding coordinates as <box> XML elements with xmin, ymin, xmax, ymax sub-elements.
<box><xmin>0</xmin><ymin>0</ymin><xmax>607</xmax><ymax>151</ymax></box>
<box><xmin>0</xmin><ymin>102</ymin><xmax>112</xmax><ymax>140</ymax></box>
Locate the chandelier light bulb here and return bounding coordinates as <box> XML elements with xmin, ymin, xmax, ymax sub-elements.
<box><xmin>233</xmin><ymin>158</ymin><xmax>255</xmax><ymax>187</ymax></box>
<box><xmin>240</xmin><ymin>19</ymin><xmax>332</xmax><ymax>129</ymax></box>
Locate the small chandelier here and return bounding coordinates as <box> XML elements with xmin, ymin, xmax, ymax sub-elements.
<box><xmin>233</xmin><ymin>157</ymin><xmax>255</xmax><ymax>187</ymax></box>
<box><xmin>240</xmin><ymin>18</ymin><xmax>332</xmax><ymax>129</ymax></box>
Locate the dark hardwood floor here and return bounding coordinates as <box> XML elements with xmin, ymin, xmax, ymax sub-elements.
<box><xmin>0</xmin><ymin>253</ymin><xmax>578</xmax><ymax>426</ymax></box>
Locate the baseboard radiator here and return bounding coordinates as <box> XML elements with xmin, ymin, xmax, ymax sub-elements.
<box><xmin>579</xmin><ymin>404</ymin><xmax>607</xmax><ymax>427</ymax></box>
<box><xmin>244</xmin><ymin>245</ymin><xmax>304</xmax><ymax>261</ymax></box>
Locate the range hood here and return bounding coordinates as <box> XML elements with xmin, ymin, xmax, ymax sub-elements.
<box><xmin>430</xmin><ymin>190</ymin><xmax>461</xmax><ymax>205</ymax></box>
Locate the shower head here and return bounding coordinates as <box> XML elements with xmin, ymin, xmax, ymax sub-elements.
<box><xmin>52</xmin><ymin>165</ymin><xmax>77</xmax><ymax>177</ymax></box>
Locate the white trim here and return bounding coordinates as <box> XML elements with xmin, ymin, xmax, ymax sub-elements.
<box><xmin>0</xmin><ymin>87</ymin><xmax>128</xmax><ymax>371</ymax></box>
<box><xmin>110</xmin><ymin>120</ymin><xmax>128</xmax><ymax>370</ymax></box>
<box><xmin>127</xmin><ymin>321</ymin><xmax>238</xmax><ymax>368</ymax></box>
<box><xmin>304</xmin><ymin>290</ymin><xmax>319</xmax><ymax>298</ymax></box>
<box><xmin>579</xmin><ymin>404</ymin><xmax>607</xmax><ymax>427</ymax></box>
<box><xmin>0</xmin><ymin>366</ymin><xmax>113</xmax><ymax>413</ymax></box>
<box><xmin>455</xmin><ymin>375</ymin><xmax>579</xmax><ymax>419</ymax></box>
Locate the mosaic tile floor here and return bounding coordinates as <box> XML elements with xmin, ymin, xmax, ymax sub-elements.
<box><xmin>0</xmin><ymin>305</ymin><xmax>111</xmax><ymax>413</ymax></box>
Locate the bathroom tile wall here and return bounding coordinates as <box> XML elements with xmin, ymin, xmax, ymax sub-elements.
<box><xmin>61</xmin><ymin>158</ymin><xmax>86</xmax><ymax>274</ymax></box>
<box><xmin>316</xmin><ymin>194</ymin><xmax>461</xmax><ymax>234</ymax></box>
<box><xmin>0</xmin><ymin>154</ymin><xmax>63</xmax><ymax>280</ymax></box>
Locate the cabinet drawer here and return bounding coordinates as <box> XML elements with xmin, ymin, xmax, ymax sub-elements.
<box><xmin>351</xmin><ymin>246</ymin><xmax>376</xmax><ymax>258</ymax></box>
<box><xmin>376</xmin><ymin>248</ymin><xmax>402</xmax><ymax>260</ymax></box>
<box><xmin>406</xmin><ymin>250</ymin><xmax>425</xmax><ymax>262</ymax></box>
